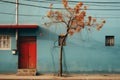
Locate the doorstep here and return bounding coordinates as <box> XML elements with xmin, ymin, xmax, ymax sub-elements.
<box><xmin>16</xmin><ymin>69</ymin><xmax>36</xmax><ymax>76</ymax></box>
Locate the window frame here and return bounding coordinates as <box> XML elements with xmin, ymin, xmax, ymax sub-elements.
<box><xmin>0</xmin><ymin>35</ymin><xmax>11</xmax><ymax>50</ymax></box>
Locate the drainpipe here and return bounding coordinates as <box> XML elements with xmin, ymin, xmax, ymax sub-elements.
<box><xmin>16</xmin><ymin>0</ymin><xmax>19</xmax><ymax>50</ymax></box>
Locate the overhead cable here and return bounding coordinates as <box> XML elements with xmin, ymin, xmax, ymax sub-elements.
<box><xmin>1</xmin><ymin>11</ymin><xmax>120</xmax><ymax>19</ymax></box>
<box><xmin>0</xmin><ymin>0</ymin><xmax>120</xmax><ymax>11</ymax></box>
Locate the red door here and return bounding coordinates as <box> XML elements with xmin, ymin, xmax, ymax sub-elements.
<box><xmin>19</xmin><ymin>37</ymin><xmax>36</xmax><ymax>69</ymax></box>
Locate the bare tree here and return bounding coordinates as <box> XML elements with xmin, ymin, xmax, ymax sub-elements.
<box><xmin>45</xmin><ymin>0</ymin><xmax>106</xmax><ymax>77</ymax></box>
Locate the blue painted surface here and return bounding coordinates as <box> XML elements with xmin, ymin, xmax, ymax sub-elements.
<box><xmin>0</xmin><ymin>0</ymin><xmax>120</xmax><ymax>74</ymax></box>
<box><xmin>0</xmin><ymin>29</ymin><xmax>18</xmax><ymax>73</ymax></box>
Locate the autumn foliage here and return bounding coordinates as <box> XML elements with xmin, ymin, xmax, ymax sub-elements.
<box><xmin>47</xmin><ymin>0</ymin><xmax>106</xmax><ymax>36</ymax></box>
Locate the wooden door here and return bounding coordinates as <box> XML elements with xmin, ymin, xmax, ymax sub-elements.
<box><xmin>19</xmin><ymin>36</ymin><xmax>36</xmax><ymax>69</ymax></box>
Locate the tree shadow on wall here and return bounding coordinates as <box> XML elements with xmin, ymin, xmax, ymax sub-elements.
<box><xmin>37</xmin><ymin>27</ymin><xmax>58</xmax><ymax>41</ymax></box>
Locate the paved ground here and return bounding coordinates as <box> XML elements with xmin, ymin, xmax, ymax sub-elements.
<box><xmin>0</xmin><ymin>74</ymin><xmax>120</xmax><ymax>80</ymax></box>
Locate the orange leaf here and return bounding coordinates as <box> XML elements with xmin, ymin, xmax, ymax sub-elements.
<box><xmin>81</xmin><ymin>11</ymin><xmax>86</xmax><ymax>17</ymax></box>
<box><xmin>69</xmin><ymin>29</ymin><xmax>75</xmax><ymax>36</ymax></box>
<box><xmin>76</xmin><ymin>26</ymin><xmax>82</xmax><ymax>32</ymax></box>
<box><xmin>81</xmin><ymin>22</ymin><xmax>85</xmax><ymax>28</ymax></box>
<box><xmin>96</xmin><ymin>24</ymin><xmax>102</xmax><ymax>30</ymax></box>
<box><xmin>47</xmin><ymin>10</ymin><xmax>52</xmax><ymax>17</ymax></box>
<box><xmin>88</xmin><ymin>16</ymin><xmax>92</xmax><ymax>22</ymax></box>
<box><xmin>87</xmin><ymin>16</ymin><xmax>92</xmax><ymax>26</ymax></box>
<box><xmin>55</xmin><ymin>11</ymin><xmax>63</xmax><ymax>21</ymax></box>
<box><xmin>78</xmin><ymin>2</ymin><xmax>83</xmax><ymax>6</ymax></box>
<box><xmin>71</xmin><ymin>20</ymin><xmax>76</xmax><ymax>27</ymax></box>
<box><xmin>62</xmin><ymin>0</ymin><xmax>68</xmax><ymax>8</ymax></box>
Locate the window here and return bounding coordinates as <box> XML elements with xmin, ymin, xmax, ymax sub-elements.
<box><xmin>105</xmin><ymin>36</ymin><xmax>114</xmax><ymax>46</ymax></box>
<box><xmin>0</xmin><ymin>35</ymin><xmax>11</xmax><ymax>50</ymax></box>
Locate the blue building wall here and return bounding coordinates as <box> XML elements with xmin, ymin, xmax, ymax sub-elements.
<box><xmin>0</xmin><ymin>0</ymin><xmax>120</xmax><ymax>74</ymax></box>
<box><xmin>0</xmin><ymin>29</ymin><xmax>18</xmax><ymax>73</ymax></box>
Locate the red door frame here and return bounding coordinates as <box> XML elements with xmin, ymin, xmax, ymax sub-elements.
<box><xmin>18</xmin><ymin>36</ymin><xmax>37</xmax><ymax>69</ymax></box>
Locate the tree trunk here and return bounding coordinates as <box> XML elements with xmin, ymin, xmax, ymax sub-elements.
<box><xmin>58</xmin><ymin>45</ymin><xmax>63</xmax><ymax>77</ymax></box>
<box><xmin>58</xmin><ymin>32</ymin><xmax>68</xmax><ymax>77</ymax></box>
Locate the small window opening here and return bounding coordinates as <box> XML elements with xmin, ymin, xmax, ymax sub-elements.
<box><xmin>105</xmin><ymin>36</ymin><xmax>114</xmax><ymax>46</ymax></box>
<box><xmin>0</xmin><ymin>35</ymin><xmax>11</xmax><ymax>50</ymax></box>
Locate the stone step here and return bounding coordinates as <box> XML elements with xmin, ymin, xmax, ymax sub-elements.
<box><xmin>17</xmin><ymin>69</ymin><xmax>36</xmax><ymax>76</ymax></box>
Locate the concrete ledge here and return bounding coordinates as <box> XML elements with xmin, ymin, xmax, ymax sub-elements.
<box><xmin>0</xmin><ymin>74</ymin><xmax>120</xmax><ymax>80</ymax></box>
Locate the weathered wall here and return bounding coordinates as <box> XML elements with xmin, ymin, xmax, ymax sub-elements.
<box><xmin>0</xmin><ymin>0</ymin><xmax>120</xmax><ymax>74</ymax></box>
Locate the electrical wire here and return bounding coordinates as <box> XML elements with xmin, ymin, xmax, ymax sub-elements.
<box><xmin>25</xmin><ymin>0</ymin><xmax>120</xmax><ymax>4</ymax></box>
<box><xmin>1</xmin><ymin>11</ymin><xmax>120</xmax><ymax>19</ymax></box>
<box><xmin>0</xmin><ymin>11</ymin><xmax>42</xmax><ymax>17</ymax></box>
<box><xmin>24</xmin><ymin>0</ymin><xmax>120</xmax><ymax>7</ymax></box>
<box><xmin>85</xmin><ymin>4</ymin><xmax>120</xmax><ymax>7</ymax></box>
<box><xmin>0</xmin><ymin>0</ymin><xmax>120</xmax><ymax>11</ymax></box>
<box><xmin>1</xmin><ymin>0</ymin><xmax>120</xmax><ymax>19</ymax></box>
<box><xmin>0</xmin><ymin>0</ymin><xmax>52</xmax><ymax>9</ymax></box>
